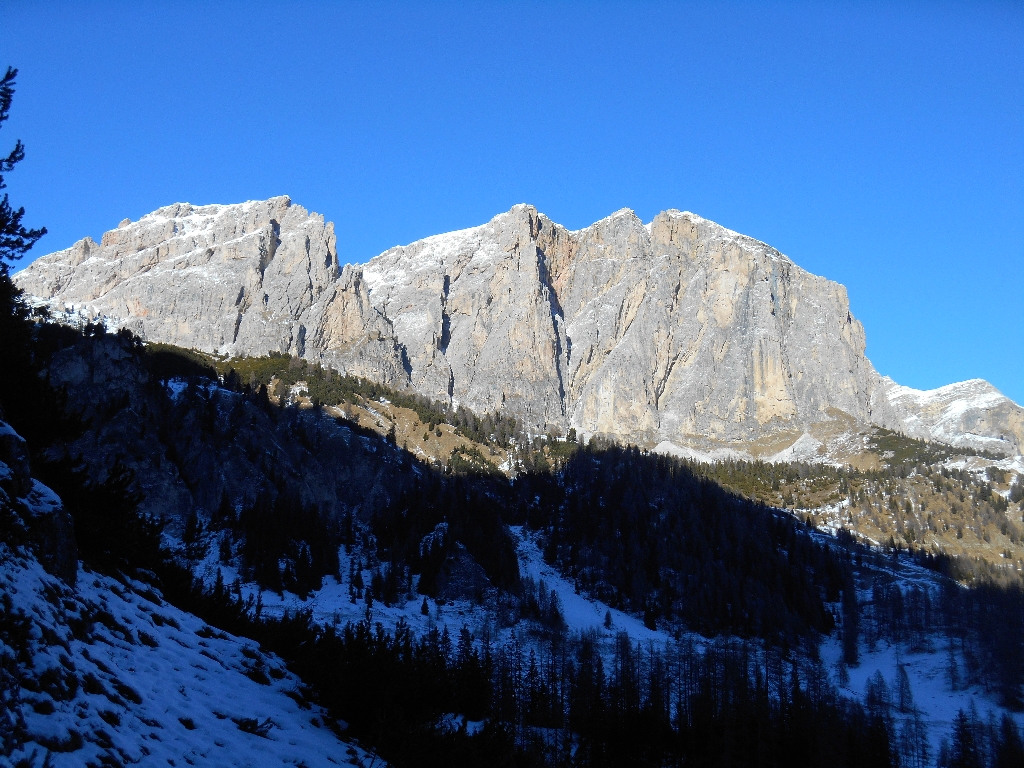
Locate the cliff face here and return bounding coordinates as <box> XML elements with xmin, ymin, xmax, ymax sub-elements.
<box><xmin>15</xmin><ymin>199</ymin><xmax>1023</xmax><ymax>456</ymax></box>
<box><xmin>16</xmin><ymin>197</ymin><xmax>340</xmax><ymax>358</ymax></box>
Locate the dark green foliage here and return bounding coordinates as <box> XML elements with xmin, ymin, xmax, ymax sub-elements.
<box><xmin>233</xmin><ymin>492</ymin><xmax>339</xmax><ymax>599</ymax></box>
<box><xmin>516</xmin><ymin>576</ymin><xmax>565</xmax><ymax>631</ymax></box>
<box><xmin>0</xmin><ymin>67</ymin><xmax>46</xmax><ymax>264</ymax></box>
<box><xmin>692</xmin><ymin>457</ymin><xmax>847</xmax><ymax>502</ymax></box>
<box><xmin>142</xmin><ymin>343</ymin><xmax>217</xmax><ymax>382</ymax></box>
<box><xmin>869</xmin><ymin>427</ymin><xmax>1006</xmax><ymax>465</ymax></box>
<box><xmin>205</xmin><ymin>349</ymin><xmax>520</xmax><ymax>447</ymax></box>
<box><xmin>947</xmin><ymin>707</ymin><xmax>984</xmax><ymax>768</ymax></box>
<box><xmin>0</xmin><ymin>293</ymin><xmax>160</xmax><ymax>580</ymax></box>
<box><xmin>842</xmin><ymin>570</ymin><xmax>860</xmax><ymax>665</ymax></box>
<box><xmin>859</xmin><ymin>572</ymin><xmax>1024</xmax><ymax>712</ymax></box>
<box><xmin>993</xmin><ymin>714</ymin><xmax>1024</xmax><ymax>768</ymax></box>
<box><xmin>1011</xmin><ymin>477</ymin><xmax>1024</xmax><ymax>505</ymax></box>
<box><xmin>372</xmin><ymin>472</ymin><xmax>521</xmax><ymax>597</ymax></box>
<box><xmin>39</xmin><ymin>457</ymin><xmax>164</xmax><ymax>576</ymax></box>
<box><xmin>448</xmin><ymin>445</ymin><xmax>501</xmax><ymax>477</ymax></box>
<box><xmin>941</xmin><ymin>582</ymin><xmax>1024</xmax><ymax>710</ymax></box>
<box><xmin>164</xmin><ymin>560</ymin><xmax>900</xmax><ymax>768</ymax></box>
<box><xmin>0</xmin><ymin>270</ymin><xmax>83</xmax><ymax>465</ymax></box>
<box><xmin>514</xmin><ymin>445</ymin><xmax>845</xmax><ymax>641</ymax></box>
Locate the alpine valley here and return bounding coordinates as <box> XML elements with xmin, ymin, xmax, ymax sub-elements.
<box><xmin>4</xmin><ymin>198</ymin><xmax>1024</xmax><ymax>768</ymax></box>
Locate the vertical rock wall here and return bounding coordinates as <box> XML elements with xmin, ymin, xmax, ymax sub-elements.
<box><xmin>15</xmin><ymin>199</ymin><xmax>1023</xmax><ymax>453</ymax></box>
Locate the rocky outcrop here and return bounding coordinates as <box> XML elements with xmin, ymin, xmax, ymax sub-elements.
<box><xmin>41</xmin><ymin>335</ymin><xmax>423</xmax><ymax>532</ymax></box>
<box><xmin>0</xmin><ymin>420</ymin><xmax>77</xmax><ymax>585</ymax></box>
<box><xmin>17</xmin><ymin>197</ymin><xmax>340</xmax><ymax>357</ymax></box>
<box><xmin>16</xmin><ymin>199</ymin><xmax>1024</xmax><ymax>456</ymax></box>
<box><xmin>879</xmin><ymin>378</ymin><xmax>1024</xmax><ymax>456</ymax></box>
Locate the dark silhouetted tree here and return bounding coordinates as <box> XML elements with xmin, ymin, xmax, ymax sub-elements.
<box><xmin>0</xmin><ymin>67</ymin><xmax>46</xmax><ymax>265</ymax></box>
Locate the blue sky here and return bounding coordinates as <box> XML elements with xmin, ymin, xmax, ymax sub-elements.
<box><xmin>2</xmin><ymin>1</ymin><xmax>1022</xmax><ymax>402</ymax></box>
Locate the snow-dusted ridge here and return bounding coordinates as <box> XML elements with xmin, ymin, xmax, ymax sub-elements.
<box><xmin>882</xmin><ymin>377</ymin><xmax>1023</xmax><ymax>455</ymax></box>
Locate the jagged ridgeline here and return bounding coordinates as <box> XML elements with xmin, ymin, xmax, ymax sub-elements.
<box><xmin>16</xmin><ymin>198</ymin><xmax>1024</xmax><ymax>458</ymax></box>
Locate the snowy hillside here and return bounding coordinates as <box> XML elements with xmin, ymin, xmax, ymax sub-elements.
<box><xmin>0</xmin><ymin>412</ymin><xmax>374</xmax><ymax>767</ymax></box>
<box><xmin>0</xmin><ymin>544</ymin><xmax>375</xmax><ymax>767</ymax></box>
<box><xmin>194</xmin><ymin>518</ymin><xmax>1023</xmax><ymax>760</ymax></box>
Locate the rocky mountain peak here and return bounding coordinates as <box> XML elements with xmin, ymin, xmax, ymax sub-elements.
<box><xmin>14</xmin><ymin>198</ymin><xmax>1023</xmax><ymax>458</ymax></box>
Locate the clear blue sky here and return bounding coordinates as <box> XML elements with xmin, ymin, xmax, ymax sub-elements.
<box><xmin>3</xmin><ymin>1</ymin><xmax>1022</xmax><ymax>402</ymax></box>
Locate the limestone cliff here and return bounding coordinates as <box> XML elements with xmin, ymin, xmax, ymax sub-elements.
<box><xmin>15</xmin><ymin>199</ymin><xmax>1023</xmax><ymax>457</ymax></box>
<box><xmin>17</xmin><ymin>197</ymin><xmax>341</xmax><ymax>358</ymax></box>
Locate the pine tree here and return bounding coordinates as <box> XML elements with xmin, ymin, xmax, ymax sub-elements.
<box><xmin>994</xmin><ymin>713</ymin><xmax>1024</xmax><ymax>768</ymax></box>
<box><xmin>842</xmin><ymin>571</ymin><xmax>860</xmax><ymax>665</ymax></box>
<box><xmin>948</xmin><ymin>708</ymin><xmax>982</xmax><ymax>768</ymax></box>
<box><xmin>895</xmin><ymin>663</ymin><xmax>914</xmax><ymax>713</ymax></box>
<box><xmin>0</xmin><ymin>67</ymin><xmax>46</xmax><ymax>265</ymax></box>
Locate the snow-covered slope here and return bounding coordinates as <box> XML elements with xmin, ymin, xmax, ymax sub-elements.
<box><xmin>0</xmin><ymin>413</ymin><xmax>371</xmax><ymax>767</ymax></box>
<box><xmin>196</xmin><ymin>516</ymin><xmax>1023</xmax><ymax>759</ymax></box>
<box><xmin>192</xmin><ymin>526</ymin><xmax>670</xmax><ymax>650</ymax></box>
<box><xmin>1</xmin><ymin>545</ymin><xmax>371</xmax><ymax>767</ymax></box>
<box><xmin>819</xmin><ymin>546</ymin><xmax>1024</xmax><ymax>756</ymax></box>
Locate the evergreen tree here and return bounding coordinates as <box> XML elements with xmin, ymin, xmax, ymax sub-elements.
<box><xmin>948</xmin><ymin>708</ymin><xmax>982</xmax><ymax>768</ymax></box>
<box><xmin>993</xmin><ymin>714</ymin><xmax>1024</xmax><ymax>768</ymax></box>
<box><xmin>0</xmin><ymin>67</ymin><xmax>46</xmax><ymax>265</ymax></box>
<box><xmin>842</xmin><ymin>570</ymin><xmax>860</xmax><ymax>665</ymax></box>
<box><xmin>895</xmin><ymin>663</ymin><xmax>914</xmax><ymax>713</ymax></box>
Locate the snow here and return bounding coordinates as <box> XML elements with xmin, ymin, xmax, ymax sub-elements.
<box><xmin>887</xmin><ymin>379</ymin><xmax>1001</xmax><ymax>408</ymax></box>
<box><xmin>512</xmin><ymin>527</ymin><xmax>671</xmax><ymax>644</ymax></box>
<box><xmin>884</xmin><ymin>378</ymin><xmax>1021</xmax><ymax>454</ymax></box>
<box><xmin>191</xmin><ymin>524</ymin><xmax>673</xmax><ymax>668</ymax></box>
<box><xmin>820</xmin><ymin>588</ymin><xmax>1024</xmax><ymax>755</ymax></box>
<box><xmin>654</xmin><ymin>435</ymin><xmax>836</xmax><ymax>466</ymax></box>
<box><xmin>768</xmin><ymin>431</ymin><xmax>825</xmax><ymax>463</ymax></box>
<box><xmin>653</xmin><ymin>440</ymin><xmax>751</xmax><ymax>463</ymax></box>
<box><xmin>23</xmin><ymin>479</ymin><xmax>63</xmax><ymax>518</ymax></box>
<box><xmin>439</xmin><ymin>713</ymin><xmax>486</xmax><ymax>736</ymax></box>
<box><xmin>1</xmin><ymin>544</ymin><xmax>372</xmax><ymax>767</ymax></box>
<box><xmin>6</xmin><ymin>411</ymin><xmax>1020</xmax><ymax>765</ymax></box>
<box><xmin>164</xmin><ymin>379</ymin><xmax>189</xmax><ymax>400</ymax></box>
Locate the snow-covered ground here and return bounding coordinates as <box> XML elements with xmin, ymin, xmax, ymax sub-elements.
<box><xmin>11</xmin><ymin>471</ymin><xmax>1016</xmax><ymax>767</ymax></box>
<box><xmin>192</xmin><ymin>516</ymin><xmax>1024</xmax><ymax>758</ymax></box>
<box><xmin>193</xmin><ymin>525</ymin><xmax>670</xmax><ymax>651</ymax></box>
<box><xmin>820</xmin><ymin>634</ymin><xmax>1013</xmax><ymax>756</ymax></box>
<box><xmin>1</xmin><ymin>546</ymin><xmax>373</xmax><ymax>767</ymax></box>
<box><xmin>511</xmin><ymin>527</ymin><xmax>669</xmax><ymax>644</ymax></box>
<box><xmin>812</xmin><ymin>531</ymin><xmax>1024</xmax><ymax>755</ymax></box>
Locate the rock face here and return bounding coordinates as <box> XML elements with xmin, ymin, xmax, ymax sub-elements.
<box><xmin>16</xmin><ymin>199</ymin><xmax>1024</xmax><ymax>457</ymax></box>
<box><xmin>0</xmin><ymin>420</ymin><xmax>77</xmax><ymax>585</ymax></box>
<box><xmin>17</xmin><ymin>197</ymin><xmax>340</xmax><ymax>358</ymax></box>
<box><xmin>880</xmin><ymin>379</ymin><xmax>1024</xmax><ymax>455</ymax></box>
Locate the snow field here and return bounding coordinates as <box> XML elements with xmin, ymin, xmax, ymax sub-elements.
<box><xmin>1</xmin><ymin>545</ymin><xmax>372</xmax><ymax>767</ymax></box>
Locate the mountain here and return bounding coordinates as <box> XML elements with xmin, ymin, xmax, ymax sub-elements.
<box><xmin>5</xmin><ymin>270</ymin><xmax>1024</xmax><ymax>766</ymax></box>
<box><xmin>15</xmin><ymin>197</ymin><xmax>1023</xmax><ymax>457</ymax></box>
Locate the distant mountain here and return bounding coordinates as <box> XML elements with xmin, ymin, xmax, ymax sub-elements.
<box><xmin>15</xmin><ymin>197</ymin><xmax>1023</xmax><ymax>457</ymax></box>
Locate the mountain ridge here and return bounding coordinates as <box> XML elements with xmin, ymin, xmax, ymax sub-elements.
<box><xmin>15</xmin><ymin>197</ymin><xmax>1023</xmax><ymax>458</ymax></box>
